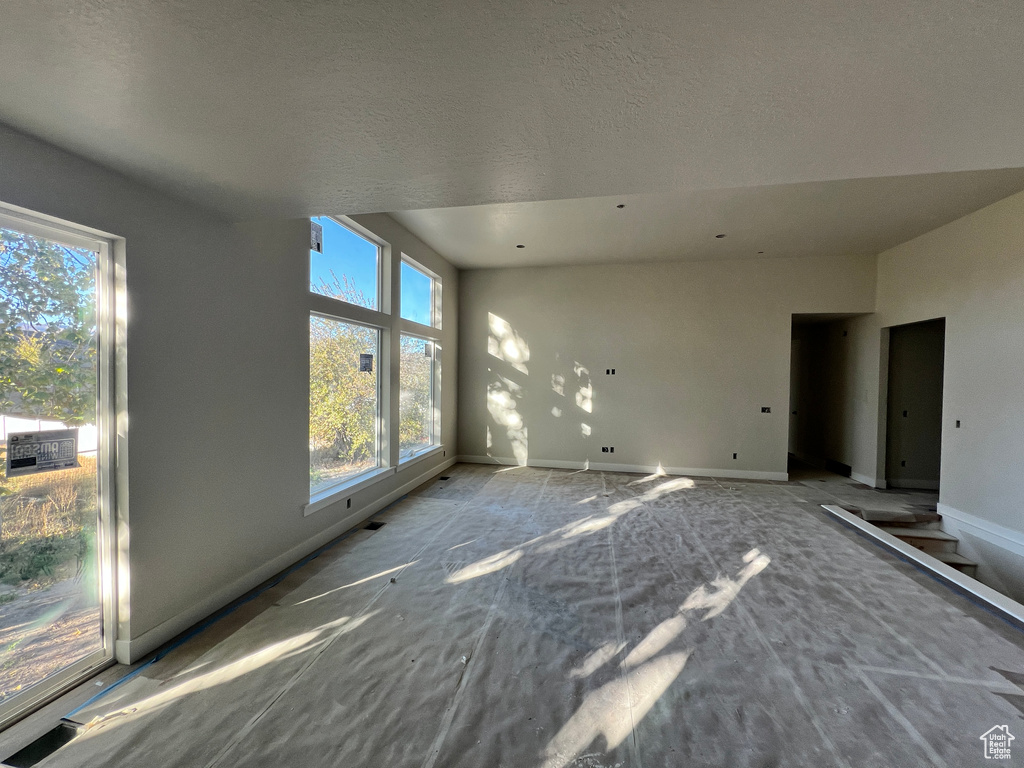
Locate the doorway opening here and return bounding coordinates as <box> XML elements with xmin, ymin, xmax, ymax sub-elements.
<box><xmin>885</xmin><ymin>318</ymin><xmax>945</xmax><ymax>491</ymax></box>
<box><xmin>788</xmin><ymin>313</ymin><xmax>865</xmax><ymax>477</ymax></box>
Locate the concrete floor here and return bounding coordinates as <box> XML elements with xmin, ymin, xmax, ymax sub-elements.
<box><xmin>4</xmin><ymin>463</ymin><xmax>1024</xmax><ymax>767</ymax></box>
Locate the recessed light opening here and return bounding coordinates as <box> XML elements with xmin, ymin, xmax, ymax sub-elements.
<box><xmin>715</xmin><ymin>234</ymin><xmax>726</xmax><ymax>239</ymax></box>
<box><xmin>616</xmin><ymin>204</ymin><xmax>626</xmax><ymax>209</ymax></box>
<box><xmin>516</xmin><ymin>244</ymin><xmax>525</xmax><ymax>249</ymax></box>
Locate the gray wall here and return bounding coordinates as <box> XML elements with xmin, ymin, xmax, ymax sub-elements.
<box><xmin>874</xmin><ymin>190</ymin><xmax>1024</xmax><ymax>598</ymax></box>
<box><xmin>458</xmin><ymin>256</ymin><xmax>876</xmax><ymax>478</ymax></box>
<box><xmin>826</xmin><ymin>190</ymin><xmax>1024</xmax><ymax>598</ymax></box>
<box><xmin>0</xmin><ymin>124</ymin><xmax>458</xmax><ymax>661</ymax></box>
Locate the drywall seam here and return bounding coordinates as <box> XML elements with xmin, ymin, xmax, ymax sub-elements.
<box><xmin>457</xmin><ymin>455</ymin><xmax>788</xmax><ymax>481</ymax></box>
<box><xmin>114</xmin><ymin>456</ymin><xmax>457</xmax><ymax>663</ymax></box>
<box><xmin>820</xmin><ymin>504</ymin><xmax>1024</xmax><ymax>627</ymax></box>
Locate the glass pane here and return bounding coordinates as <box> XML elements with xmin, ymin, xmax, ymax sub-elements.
<box><xmin>0</xmin><ymin>227</ymin><xmax>102</xmax><ymax>703</ymax></box>
<box><xmin>399</xmin><ymin>335</ymin><xmax>434</xmax><ymax>459</ymax></box>
<box><xmin>310</xmin><ymin>316</ymin><xmax>379</xmax><ymax>493</ymax></box>
<box><xmin>310</xmin><ymin>217</ymin><xmax>379</xmax><ymax>310</ymax></box>
<box><xmin>400</xmin><ymin>261</ymin><xmax>433</xmax><ymax>326</ymax></box>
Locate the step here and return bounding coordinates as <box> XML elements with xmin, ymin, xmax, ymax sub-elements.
<box><xmin>854</xmin><ymin>507</ymin><xmax>942</xmax><ymax>526</ymax></box>
<box><xmin>932</xmin><ymin>551</ymin><xmax>979</xmax><ymax>578</ymax></box>
<box><xmin>860</xmin><ymin>512</ymin><xmax>937</xmax><ymax>528</ymax></box>
<box><xmin>877</xmin><ymin>526</ymin><xmax>959</xmax><ymax>554</ymax></box>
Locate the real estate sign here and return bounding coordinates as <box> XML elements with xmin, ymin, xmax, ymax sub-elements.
<box><xmin>5</xmin><ymin>429</ymin><xmax>80</xmax><ymax>478</ymax></box>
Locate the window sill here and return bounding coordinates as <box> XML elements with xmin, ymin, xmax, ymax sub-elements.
<box><xmin>398</xmin><ymin>444</ymin><xmax>446</xmax><ymax>470</ymax></box>
<box><xmin>304</xmin><ymin>466</ymin><xmax>396</xmax><ymax>517</ymax></box>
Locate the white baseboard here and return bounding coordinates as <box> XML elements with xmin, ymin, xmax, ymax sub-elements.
<box><xmin>457</xmin><ymin>455</ymin><xmax>788</xmax><ymax>482</ymax></box>
<box><xmin>821</xmin><ymin>504</ymin><xmax>1024</xmax><ymax>627</ymax></box>
<box><xmin>115</xmin><ymin>456</ymin><xmax>456</xmax><ymax>664</ymax></box>
<box><xmin>850</xmin><ymin>471</ymin><xmax>881</xmax><ymax>488</ymax></box>
<box><xmin>936</xmin><ymin>504</ymin><xmax>1024</xmax><ymax>551</ymax></box>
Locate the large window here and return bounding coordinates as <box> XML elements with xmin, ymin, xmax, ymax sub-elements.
<box><xmin>0</xmin><ymin>208</ymin><xmax>116</xmax><ymax>727</ymax></box>
<box><xmin>399</xmin><ymin>335</ymin><xmax>437</xmax><ymax>459</ymax></box>
<box><xmin>308</xmin><ymin>217</ymin><xmax>444</xmax><ymax>509</ymax></box>
<box><xmin>309</xmin><ymin>316</ymin><xmax>380</xmax><ymax>494</ymax></box>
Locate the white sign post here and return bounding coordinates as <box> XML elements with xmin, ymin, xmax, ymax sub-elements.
<box><xmin>5</xmin><ymin>429</ymin><xmax>80</xmax><ymax>478</ymax></box>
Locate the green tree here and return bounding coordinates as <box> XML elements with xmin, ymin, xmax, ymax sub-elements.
<box><xmin>399</xmin><ymin>335</ymin><xmax>432</xmax><ymax>453</ymax></box>
<box><xmin>308</xmin><ymin>275</ymin><xmax>437</xmax><ymax>485</ymax></box>
<box><xmin>309</xmin><ymin>275</ymin><xmax>378</xmax><ymax>487</ymax></box>
<box><xmin>0</xmin><ymin>228</ymin><xmax>97</xmax><ymax>427</ymax></box>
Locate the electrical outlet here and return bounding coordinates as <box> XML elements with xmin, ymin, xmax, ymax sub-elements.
<box><xmin>602</xmin><ymin>447</ymin><xmax>609</xmax><ymax>453</ymax></box>
<box><xmin>609</xmin><ymin>447</ymin><xmax>614</xmax><ymax>453</ymax></box>
<box><xmin>346</xmin><ymin>498</ymin><xmax>351</xmax><ymax>509</ymax></box>
<box><xmin>605</xmin><ymin>369</ymin><xmax>617</xmax><ymax>375</ymax></box>
<box><xmin>956</xmin><ymin>420</ymin><xmax>961</xmax><ymax>428</ymax></box>
<box><xmin>761</xmin><ymin>407</ymin><xmax>771</xmax><ymax>413</ymax></box>
<box><xmin>733</xmin><ymin>453</ymin><xmax>737</xmax><ymax>460</ymax></box>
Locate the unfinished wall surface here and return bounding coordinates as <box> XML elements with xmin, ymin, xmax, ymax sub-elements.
<box><xmin>871</xmin><ymin>189</ymin><xmax>1024</xmax><ymax>599</ymax></box>
<box><xmin>458</xmin><ymin>256</ymin><xmax>876</xmax><ymax>478</ymax></box>
<box><xmin>0</xmin><ymin>125</ymin><xmax>458</xmax><ymax>661</ymax></box>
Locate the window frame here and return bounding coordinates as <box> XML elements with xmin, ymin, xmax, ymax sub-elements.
<box><xmin>398</xmin><ymin>332</ymin><xmax>441</xmax><ymax>463</ymax></box>
<box><xmin>305</xmin><ymin>218</ymin><xmax>446</xmax><ymax>514</ymax></box>
<box><xmin>308</xmin><ymin>313</ymin><xmax>386</xmax><ymax>498</ymax></box>
<box><xmin>0</xmin><ymin>203</ymin><xmax>119</xmax><ymax>728</ymax></box>
<box><xmin>397</xmin><ymin>255</ymin><xmax>442</xmax><ymax>465</ymax></box>
<box><xmin>306</xmin><ymin>217</ymin><xmax>394</xmax><ymax>515</ymax></box>
<box><xmin>309</xmin><ymin>215</ymin><xmax>385</xmax><ymax>313</ymax></box>
<box><xmin>400</xmin><ymin>254</ymin><xmax>441</xmax><ymax>330</ymax></box>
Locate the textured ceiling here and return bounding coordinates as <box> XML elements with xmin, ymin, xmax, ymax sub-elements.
<box><xmin>3</xmin><ymin>0</ymin><xmax>1024</xmax><ymax>226</ymax></box>
<box><xmin>391</xmin><ymin>170</ymin><xmax>1024</xmax><ymax>268</ymax></box>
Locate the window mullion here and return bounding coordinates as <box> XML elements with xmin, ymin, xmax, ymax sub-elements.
<box><xmin>309</xmin><ymin>294</ymin><xmax>389</xmax><ymax>328</ymax></box>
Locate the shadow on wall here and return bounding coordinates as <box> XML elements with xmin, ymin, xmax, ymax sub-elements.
<box><xmin>485</xmin><ymin>312</ymin><xmax>596</xmax><ymax>467</ymax></box>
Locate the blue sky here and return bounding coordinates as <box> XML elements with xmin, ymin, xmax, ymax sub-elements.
<box><xmin>310</xmin><ymin>217</ymin><xmax>432</xmax><ymax>324</ymax></box>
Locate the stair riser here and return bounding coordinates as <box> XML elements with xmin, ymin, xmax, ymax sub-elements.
<box><xmin>880</xmin><ymin>521</ymin><xmax>943</xmax><ymax>531</ymax></box>
<box><xmin>900</xmin><ymin>539</ymin><xmax>958</xmax><ymax>554</ymax></box>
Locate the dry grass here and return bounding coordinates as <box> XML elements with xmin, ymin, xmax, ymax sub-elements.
<box><xmin>0</xmin><ymin>455</ymin><xmax>97</xmax><ymax>585</ymax></box>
